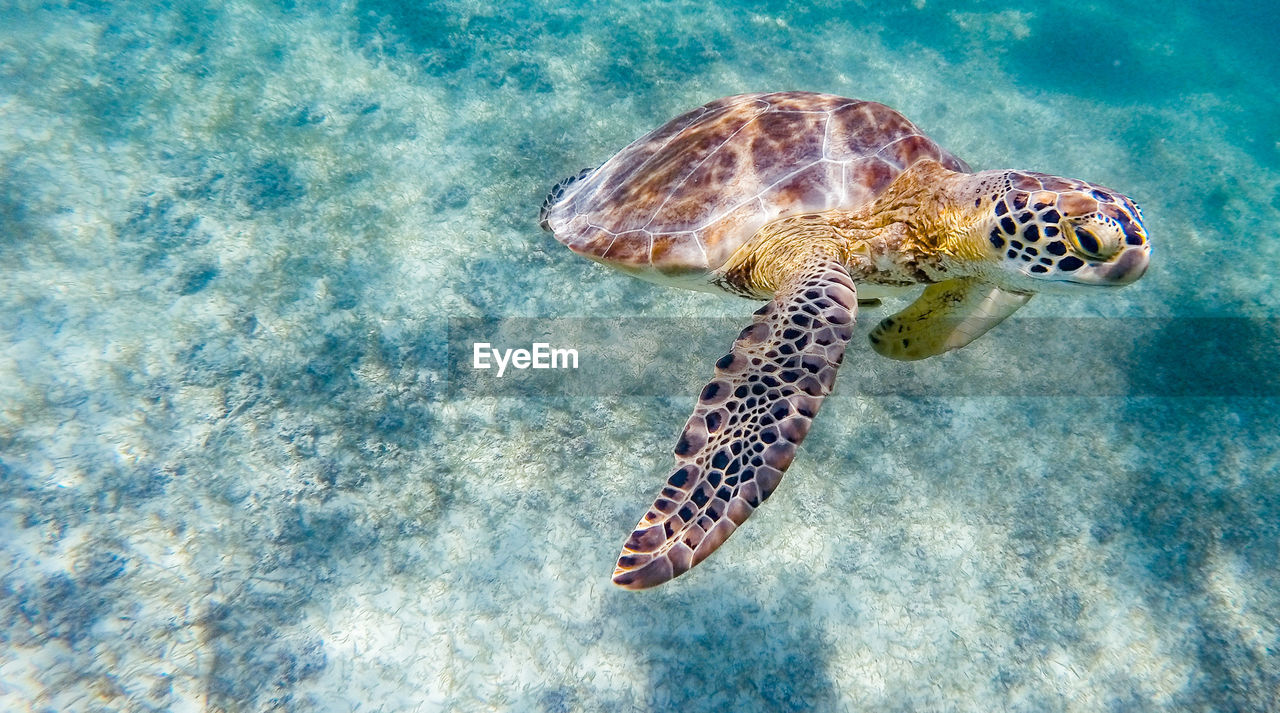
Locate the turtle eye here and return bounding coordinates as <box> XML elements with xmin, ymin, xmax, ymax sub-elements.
<box><xmin>1067</xmin><ymin>223</ymin><xmax>1119</xmax><ymax>260</ymax></box>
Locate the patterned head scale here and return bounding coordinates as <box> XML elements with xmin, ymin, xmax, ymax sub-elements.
<box><xmin>983</xmin><ymin>172</ymin><xmax>1149</xmax><ymax>287</ymax></box>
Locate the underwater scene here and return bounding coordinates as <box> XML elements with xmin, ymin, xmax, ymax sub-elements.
<box><xmin>2</xmin><ymin>0</ymin><xmax>1279</xmax><ymax>710</ymax></box>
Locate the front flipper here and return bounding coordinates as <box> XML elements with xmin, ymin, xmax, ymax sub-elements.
<box><xmin>613</xmin><ymin>258</ymin><xmax>857</xmax><ymax>589</ymax></box>
<box><xmin>868</xmin><ymin>278</ymin><xmax>1031</xmax><ymax>361</ymax></box>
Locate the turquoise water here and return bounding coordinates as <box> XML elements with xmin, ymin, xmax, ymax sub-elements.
<box><xmin>2</xmin><ymin>1</ymin><xmax>1278</xmax><ymax>711</ymax></box>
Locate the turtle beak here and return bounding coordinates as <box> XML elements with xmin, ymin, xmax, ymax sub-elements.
<box><xmin>1061</xmin><ymin>242</ymin><xmax>1150</xmax><ymax>288</ymax></box>
<box><xmin>1098</xmin><ymin>245</ymin><xmax>1149</xmax><ymax>285</ymax></box>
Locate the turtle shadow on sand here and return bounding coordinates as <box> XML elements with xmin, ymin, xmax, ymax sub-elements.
<box><xmin>608</xmin><ymin>578</ymin><xmax>838</xmax><ymax>712</ymax></box>
<box><xmin>1091</xmin><ymin>319</ymin><xmax>1280</xmax><ymax>710</ymax></box>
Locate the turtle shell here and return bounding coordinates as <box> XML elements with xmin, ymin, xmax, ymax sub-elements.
<box><xmin>543</xmin><ymin>91</ymin><xmax>970</xmax><ymax>285</ymax></box>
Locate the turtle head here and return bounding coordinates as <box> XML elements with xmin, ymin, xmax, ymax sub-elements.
<box><xmin>970</xmin><ymin>171</ymin><xmax>1150</xmax><ymax>292</ymax></box>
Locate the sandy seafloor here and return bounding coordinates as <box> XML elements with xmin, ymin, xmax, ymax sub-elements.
<box><xmin>2</xmin><ymin>0</ymin><xmax>1279</xmax><ymax>711</ymax></box>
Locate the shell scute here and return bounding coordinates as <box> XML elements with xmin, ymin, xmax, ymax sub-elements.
<box><xmin>769</xmin><ymin>161</ymin><xmax>845</xmax><ymax>214</ymax></box>
<box><xmin>848</xmin><ymin>158</ymin><xmax>898</xmax><ymax>198</ymax></box>
<box><xmin>750</xmin><ymin>110</ymin><xmax>825</xmax><ymax>166</ymax></box>
<box><xmin>594</xmin><ymin>231</ymin><xmax>638</xmax><ymax>262</ymax></box>
<box><xmin>881</xmin><ymin>133</ymin><xmax>945</xmax><ymax>170</ymax></box>
<box><xmin>650</xmin><ymin>231</ymin><xmax>706</xmax><ymax>269</ymax></box>
<box><xmin>826</xmin><ymin>102</ymin><xmax>910</xmax><ymax>159</ymax></box>
<box><xmin>543</xmin><ymin>92</ymin><xmax>968</xmax><ymax>281</ymax></box>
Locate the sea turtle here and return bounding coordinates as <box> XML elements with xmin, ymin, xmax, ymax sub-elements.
<box><xmin>539</xmin><ymin>91</ymin><xmax>1150</xmax><ymax>589</ymax></box>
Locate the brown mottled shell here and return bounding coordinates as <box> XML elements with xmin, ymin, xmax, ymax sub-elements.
<box><xmin>543</xmin><ymin>91</ymin><xmax>969</xmax><ymax>283</ymax></box>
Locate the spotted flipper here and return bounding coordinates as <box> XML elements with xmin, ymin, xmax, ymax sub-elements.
<box><xmin>868</xmin><ymin>278</ymin><xmax>1030</xmax><ymax>361</ymax></box>
<box><xmin>538</xmin><ymin>167</ymin><xmax>594</xmax><ymax>231</ymax></box>
<box><xmin>612</xmin><ymin>258</ymin><xmax>857</xmax><ymax>589</ymax></box>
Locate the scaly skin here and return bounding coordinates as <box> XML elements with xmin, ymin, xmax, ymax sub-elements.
<box><xmin>717</xmin><ymin>159</ymin><xmax>1149</xmax><ymax>299</ymax></box>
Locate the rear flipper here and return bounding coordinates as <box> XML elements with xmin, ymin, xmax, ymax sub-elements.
<box><xmin>612</xmin><ymin>257</ymin><xmax>857</xmax><ymax>589</ymax></box>
<box><xmin>538</xmin><ymin>167</ymin><xmax>595</xmax><ymax>231</ymax></box>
